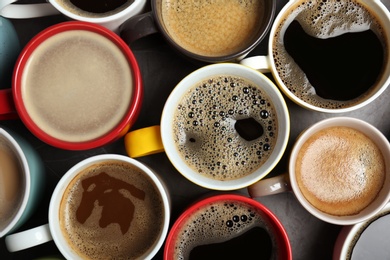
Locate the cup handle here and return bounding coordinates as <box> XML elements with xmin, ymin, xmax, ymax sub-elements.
<box><xmin>119</xmin><ymin>12</ymin><xmax>159</xmax><ymax>44</ymax></box>
<box><xmin>124</xmin><ymin>125</ymin><xmax>165</xmax><ymax>158</ymax></box>
<box><xmin>0</xmin><ymin>89</ymin><xmax>18</xmax><ymax>120</ymax></box>
<box><xmin>0</xmin><ymin>0</ymin><xmax>59</xmax><ymax>18</ymax></box>
<box><xmin>240</xmin><ymin>56</ymin><xmax>272</xmax><ymax>74</ymax></box>
<box><xmin>5</xmin><ymin>224</ymin><xmax>53</xmax><ymax>252</ymax></box>
<box><xmin>247</xmin><ymin>173</ymin><xmax>291</xmax><ymax>198</ymax></box>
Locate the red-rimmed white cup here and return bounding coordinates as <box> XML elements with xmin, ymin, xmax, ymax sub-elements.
<box><xmin>0</xmin><ymin>21</ymin><xmax>143</xmax><ymax>150</ymax></box>
<box><xmin>164</xmin><ymin>194</ymin><xmax>292</xmax><ymax>260</ymax></box>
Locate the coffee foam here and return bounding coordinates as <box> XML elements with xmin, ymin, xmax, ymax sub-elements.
<box><xmin>272</xmin><ymin>0</ymin><xmax>388</xmax><ymax>109</ymax></box>
<box><xmin>60</xmin><ymin>161</ymin><xmax>164</xmax><ymax>259</ymax></box>
<box><xmin>173</xmin><ymin>75</ymin><xmax>278</xmax><ymax>181</ymax></box>
<box><xmin>162</xmin><ymin>0</ymin><xmax>264</xmax><ymax>57</ymax></box>
<box><xmin>0</xmin><ymin>139</ymin><xmax>24</xmax><ymax>231</ymax></box>
<box><xmin>22</xmin><ymin>30</ymin><xmax>133</xmax><ymax>143</ymax></box>
<box><xmin>295</xmin><ymin>126</ymin><xmax>385</xmax><ymax>216</ymax></box>
<box><xmin>173</xmin><ymin>200</ymin><xmax>277</xmax><ymax>260</ymax></box>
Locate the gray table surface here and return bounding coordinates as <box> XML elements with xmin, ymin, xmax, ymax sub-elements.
<box><xmin>1</xmin><ymin>0</ymin><xmax>390</xmax><ymax>259</ymax></box>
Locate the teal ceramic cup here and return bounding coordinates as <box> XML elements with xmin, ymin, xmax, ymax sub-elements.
<box><xmin>0</xmin><ymin>17</ymin><xmax>20</xmax><ymax>88</ymax></box>
<box><xmin>0</xmin><ymin>127</ymin><xmax>45</xmax><ymax>238</ymax></box>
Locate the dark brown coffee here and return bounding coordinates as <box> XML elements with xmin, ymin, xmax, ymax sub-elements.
<box><xmin>173</xmin><ymin>200</ymin><xmax>277</xmax><ymax>260</ymax></box>
<box><xmin>172</xmin><ymin>75</ymin><xmax>278</xmax><ymax>181</ymax></box>
<box><xmin>272</xmin><ymin>0</ymin><xmax>388</xmax><ymax>109</ymax></box>
<box><xmin>60</xmin><ymin>161</ymin><xmax>164</xmax><ymax>259</ymax></box>
<box><xmin>56</xmin><ymin>0</ymin><xmax>134</xmax><ymax>17</ymax></box>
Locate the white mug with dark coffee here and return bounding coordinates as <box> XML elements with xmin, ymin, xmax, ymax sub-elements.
<box><xmin>5</xmin><ymin>154</ymin><xmax>171</xmax><ymax>260</ymax></box>
<box><xmin>241</xmin><ymin>0</ymin><xmax>390</xmax><ymax>113</ymax></box>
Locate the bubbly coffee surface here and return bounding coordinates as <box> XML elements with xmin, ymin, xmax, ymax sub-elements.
<box><xmin>173</xmin><ymin>75</ymin><xmax>278</xmax><ymax>181</ymax></box>
<box><xmin>295</xmin><ymin>126</ymin><xmax>385</xmax><ymax>216</ymax></box>
<box><xmin>173</xmin><ymin>200</ymin><xmax>277</xmax><ymax>260</ymax></box>
<box><xmin>0</xmin><ymin>139</ymin><xmax>24</xmax><ymax>231</ymax></box>
<box><xmin>162</xmin><ymin>0</ymin><xmax>264</xmax><ymax>57</ymax></box>
<box><xmin>60</xmin><ymin>161</ymin><xmax>164</xmax><ymax>259</ymax></box>
<box><xmin>23</xmin><ymin>30</ymin><xmax>132</xmax><ymax>143</ymax></box>
<box><xmin>272</xmin><ymin>0</ymin><xmax>388</xmax><ymax>109</ymax></box>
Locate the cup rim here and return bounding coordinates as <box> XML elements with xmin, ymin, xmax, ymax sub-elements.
<box><xmin>48</xmin><ymin>154</ymin><xmax>170</xmax><ymax>259</ymax></box>
<box><xmin>333</xmin><ymin>201</ymin><xmax>390</xmax><ymax>259</ymax></box>
<box><xmin>0</xmin><ymin>128</ymin><xmax>30</xmax><ymax>238</ymax></box>
<box><xmin>161</xmin><ymin>63</ymin><xmax>290</xmax><ymax>190</ymax></box>
<box><xmin>12</xmin><ymin>21</ymin><xmax>143</xmax><ymax>150</ymax></box>
<box><xmin>267</xmin><ymin>0</ymin><xmax>390</xmax><ymax>113</ymax></box>
<box><xmin>163</xmin><ymin>193</ymin><xmax>292</xmax><ymax>260</ymax></box>
<box><xmin>289</xmin><ymin>117</ymin><xmax>390</xmax><ymax>225</ymax></box>
<box><xmin>151</xmin><ymin>0</ymin><xmax>277</xmax><ymax>63</ymax></box>
<box><xmin>48</xmin><ymin>0</ymin><xmax>145</xmax><ymax>23</ymax></box>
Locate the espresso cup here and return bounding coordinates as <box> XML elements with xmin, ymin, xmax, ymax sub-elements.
<box><xmin>0</xmin><ymin>127</ymin><xmax>45</xmax><ymax>238</ymax></box>
<box><xmin>119</xmin><ymin>0</ymin><xmax>276</xmax><ymax>63</ymax></box>
<box><xmin>240</xmin><ymin>0</ymin><xmax>390</xmax><ymax>113</ymax></box>
<box><xmin>164</xmin><ymin>194</ymin><xmax>292</xmax><ymax>259</ymax></box>
<box><xmin>5</xmin><ymin>154</ymin><xmax>171</xmax><ymax>260</ymax></box>
<box><xmin>0</xmin><ymin>0</ymin><xmax>147</xmax><ymax>32</ymax></box>
<box><xmin>124</xmin><ymin>63</ymin><xmax>290</xmax><ymax>190</ymax></box>
<box><xmin>0</xmin><ymin>21</ymin><xmax>143</xmax><ymax>150</ymax></box>
<box><xmin>333</xmin><ymin>201</ymin><xmax>390</xmax><ymax>260</ymax></box>
<box><xmin>248</xmin><ymin>117</ymin><xmax>390</xmax><ymax>225</ymax></box>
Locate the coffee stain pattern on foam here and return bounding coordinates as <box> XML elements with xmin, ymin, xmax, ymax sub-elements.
<box><xmin>295</xmin><ymin>126</ymin><xmax>385</xmax><ymax>216</ymax></box>
<box><xmin>173</xmin><ymin>75</ymin><xmax>278</xmax><ymax>181</ymax></box>
<box><xmin>272</xmin><ymin>0</ymin><xmax>388</xmax><ymax>109</ymax></box>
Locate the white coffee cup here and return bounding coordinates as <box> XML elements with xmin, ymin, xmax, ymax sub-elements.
<box><xmin>333</xmin><ymin>202</ymin><xmax>390</xmax><ymax>259</ymax></box>
<box><xmin>124</xmin><ymin>63</ymin><xmax>290</xmax><ymax>191</ymax></box>
<box><xmin>0</xmin><ymin>0</ymin><xmax>146</xmax><ymax>32</ymax></box>
<box><xmin>240</xmin><ymin>0</ymin><xmax>390</xmax><ymax>113</ymax></box>
<box><xmin>248</xmin><ymin>117</ymin><xmax>390</xmax><ymax>225</ymax></box>
<box><xmin>5</xmin><ymin>154</ymin><xmax>171</xmax><ymax>260</ymax></box>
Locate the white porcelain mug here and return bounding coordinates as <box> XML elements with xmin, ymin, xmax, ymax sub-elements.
<box><xmin>0</xmin><ymin>0</ymin><xmax>147</xmax><ymax>32</ymax></box>
<box><xmin>5</xmin><ymin>154</ymin><xmax>171</xmax><ymax>260</ymax></box>
<box><xmin>248</xmin><ymin>117</ymin><xmax>390</xmax><ymax>225</ymax></box>
<box><xmin>240</xmin><ymin>0</ymin><xmax>390</xmax><ymax>113</ymax></box>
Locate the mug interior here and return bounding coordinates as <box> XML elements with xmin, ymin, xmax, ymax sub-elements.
<box><xmin>267</xmin><ymin>0</ymin><xmax>390</xmax><ymax>113</ymax></box>
<box><xmin>13</xmin><ymin>21</ymin><xmax>142</xmax><ymax>150</ymax></box>
<box><xmin>161</xmin><ymin>63</ymin><xmax>289</xmax><ymax>190</ymax></box>
<box><xmin>48</xmin><ymin>154</ymin><xmax>170</xmax><ymax>259</ymax></box>
<box><xmin>152</xmin><ymin>0</ymin><xmax>276</xmax><ymax>62</ymax></box>
<box><xmin>289</xmin><ymin>117</ymin><xmax>390</xmax><ymax>225</ymax></box>
<box><xmin>0</xmin><ymin>128</ymin><xmax>29</xmax><ymax>238</ymax></box>
<box><xmin>163</xmin><ymin>194</ymin><xmax>292</xmax><ymax>260</ymax></box>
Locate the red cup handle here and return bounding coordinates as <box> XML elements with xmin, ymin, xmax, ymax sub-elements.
<box><xmin>0</xmin><ymin>89</ymin><xmax>18</xmax><ymax>120</ymax></box>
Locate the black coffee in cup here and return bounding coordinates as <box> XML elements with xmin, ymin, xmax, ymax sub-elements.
<box><xmin>56</xmin><ymin>0</ymin><xmax>134</xmax><ymax>17</ymax></box>
<box><xmin>272</xmin><ymin>0</ymin><xmax>388</xmax><ymax>109</ymax></box>
<box><xmin>173</xmin><ymin>200</ymin><xmax>277</xmax><ymax>259</ymax></box>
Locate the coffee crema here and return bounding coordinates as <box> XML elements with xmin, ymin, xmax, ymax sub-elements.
<box><xmin>173</xmin><ymin>200</ymin><xmax>277</xmax><ymax>260</ymax></box>
<box><xmin>272</xmin><ymin>0</ymin><xmax>388</xmax><ymax>109</ymax></box>
<box><xmin>22</xmin><ymin>30</ymin><xmax>133</xmax><ymax>143</ymax></box>
<box><xmin>0</xmin><ymin>139</ymin><xmax>24</xmax><ymax>231</ymax></box>
<box><xmin>295</xmin><ymin>126</ymin><xmax>385</xmax><ymax>216</ymax></box>
<box><xmin>161</xmin><ymin>0</ymin><xmax>265</xmax><ymax>57</ymax></box>
<box><xmin>60</xmin><ymin>161</ymin><xmax>164</xmax><ymax>259</ymax></box>
<box><xmin>173</xmin><ymin>75</ymin><xmax>278</xmax><ymax>181</ymax></box>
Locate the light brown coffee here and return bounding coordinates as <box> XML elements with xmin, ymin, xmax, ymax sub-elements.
<box><xmin>161</xmin><ymin>0</ymin><xmax>265</xmax><ymax>57</ymax></box>
<box><xmin>272</xmin><ymin>0</ymin><xmax>388</xmax><ymax>109</ymax></box>
<box><xmin>59</xmin><ymin>161</ymin><xmax>164</xmax><ymax>259</ymax></box>
<box><xmin>295</xmin><ymin>126</ymin><xmax>385</xmax><ymax>216</ymax></box>
<box><xmin>22</xmin><ymin>30</ymin><xmax>133</xmax><ymax>143</ymax></box>
<box><xmin>0</xmin><ymin>138</ymin><xmax>24</xmax><ymax>231</ymax></box>
<box><xmin>173</xmin><ymin>75</ymin><xmax>278</xmax><ymax>181</ymax></box>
